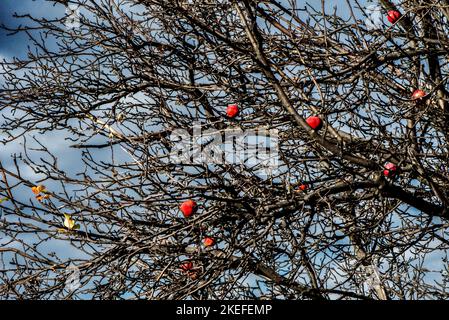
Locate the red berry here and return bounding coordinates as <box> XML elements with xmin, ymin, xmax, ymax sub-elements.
<box><xmin>387</xmin><ymin>10</ymin><xmax>401</xmax><ymax>24</ymax></box>
<box><xmin>299</xmin><ymin>184</ymin><xmax>308</xmax><ymax>191</ymax></box>
<box><xmin>180</xmin><ymin>261</ymin><xmax>193</xmax><ymax>272</ymax></box>
<box><xmin>411</xmin><ymin>89</ymin><xmax>426</xmax><ymax>100</ymax></box>
<box><xmin>383</xmin><ymin>163</ymin><xmax>398</xmax><ymax>177</ymax></box>
<box><xmin>180</xmin><ymin>199</ymin><xmax>197</xmax><ymax>218</ymax></box>
<box><xmin>203</xmin><ymin>237</ymin><xmax>215</xmax><ymax>247</ymax></box>
<box><xmin>306</xmin><ymin>116</ymin><xmax>323</xmax><ymax>130</ymax></box>
<box><xmin>226</xmin><ymin>104</ymin><xmax>239</xmax><ymax>118</ymax></box>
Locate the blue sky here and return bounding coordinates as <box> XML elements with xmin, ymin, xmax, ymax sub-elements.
<box><xmin>0</xmin><ymin>0</ymin><xmax>376</xmax><ymax>58</ymax></box>
<box><xmin>0</xmin><ymin>1</ymin><xmax>61</xmax><ymax>57</ymax></box>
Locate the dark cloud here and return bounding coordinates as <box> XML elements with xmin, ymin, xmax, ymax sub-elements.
<box><xmin>0</xmin><ymin>0</ymin><xmax>63</xmax><ymax>57</ymax></box>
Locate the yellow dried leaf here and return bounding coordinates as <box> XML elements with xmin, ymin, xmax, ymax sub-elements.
<box><xmin>63</xmin><ymin>214</ymin><xmax>77</xmax><ymax>230</ymax></box>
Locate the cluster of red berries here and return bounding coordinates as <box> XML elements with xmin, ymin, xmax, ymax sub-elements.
<box><xmin>179</xmin><ymin>199</ymin><xmax>215</xmax><ymax>274</ymax></box>
<box><xmin>380</xmin><ymin>51</ymin><xmax>425</xmax><ymax>177</ymax></box>
<box><xmin>180</xmin><ymin>101</ymin><xmax>288</xmax><ymax>272</ymax></box>
<box><xmin>386</xmin><ymin>12</ymin><xmax>428</xmax><ymax>100</ymax></box>
<box><xmin>179</xmin><ymin>200</ymin><xmax>215</xmax><ymax>245</ymax></box>
<box><xmin>384</xmin><ymin>11</ymin><xmax>425</xmax><ymax>179</ymax></box>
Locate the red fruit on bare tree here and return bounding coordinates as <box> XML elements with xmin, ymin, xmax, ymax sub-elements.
<box><xmin>226</xmin><ymin>104</ymin><xmax>239</xmax><ymax>118</ymax></box>
<box><xmin>383</xmin><ymin>163</ymin><xmax>398</xmax><ymax>177</ymax></box>
<box><xmin>387</xmin><ymin>10</ymin><xmax>401</xmax><ymax>24</ymax></box>
<box><xmin>203</xmin><ymin>237</ymin><xmax>215</xmax><ymax>247</ymax></box>
<box><xmin>411</xmin><ymin>89</ymin><xmax>426</xmax><ymax>100</ymax></box>
<box><xmin>180</xmin><ymin>199</ymin><xmax>197</xmax><ymax>218</ymax></box>
<box><xmin>306</xmin><ymin>116</ymin><xmax>323</xmax><ymax>130</ymax></box>
<box><xmin>4</xmin><ymin>0</ymin><xmax>449</xmax><ymax>301</ymax></box>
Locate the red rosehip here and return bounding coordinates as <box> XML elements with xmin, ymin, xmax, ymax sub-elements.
<box><xmin>411</xmin><ymin>89</ymin><xmax>426</xmax><ymax>100</ymax></box>
<box><xmin>387</xmin><ymin>10</ymin><xmax>401</xmax><ymax>24</ymax></box>
<box><xmin>383</xmin><ymin>162</ymin><xmax>398</xmax><ymax>177</ymax></box>
<box><xmin>306</xmin><ymin>116</ymin><xmax>323</xmax><ymax>130</ymax></box>
<box><xmin>203</xmin><ymin>237</ymin><xmax>215</xmax><ymax>247</ymax></box>
<box><xmin>226</xmin><ymin>104</ymin><xmax>239</xmax><ymax>118</ymax></box>
<box><xmin>299</xmin><ymin>184</ymin><xmax>308</xmax><ymax>191</ymax></box>
<box><xmin>180</xmin><ymin>199</ymin><xmax>197</xmax><ymax>218</ymax></box>
<box><xmin>180</xmin><ymin>261</ymin><xmax>193</xmax><ymax>272</ymax></box>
